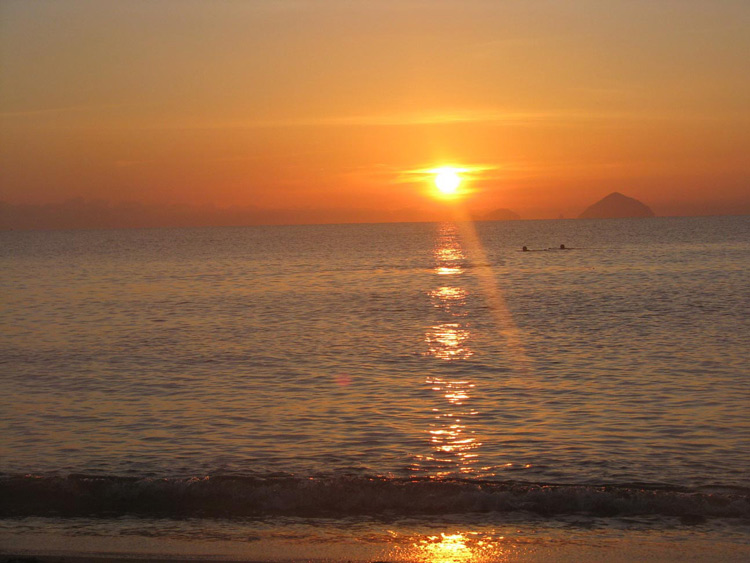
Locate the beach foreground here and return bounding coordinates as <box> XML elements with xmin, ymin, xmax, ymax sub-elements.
<box><xmin>3</xmin><ymin>518</ymin><xmax>750</xmax><ymax>563</ymax></box>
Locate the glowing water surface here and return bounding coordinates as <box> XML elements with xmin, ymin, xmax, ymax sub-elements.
<box><xmin>1</xmin><ymin>216</ymin><xmax>749</xmax><ymax>486</ymax></box>
<box><xmin>2</xmin><ymin>216</ymin><xmax>750</xmax><ymax>559</ymax></box>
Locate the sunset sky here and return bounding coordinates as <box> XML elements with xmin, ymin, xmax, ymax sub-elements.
<box><xmin>1</xmin><ymin>0</ymin><xmax>749</xmax><ymax>225</ymax></box>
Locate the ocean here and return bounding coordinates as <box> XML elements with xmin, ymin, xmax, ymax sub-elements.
<box><xmin>1</xmin><ymin>216</ymin><xmax>749</xmax><ymax>561</ymax></box>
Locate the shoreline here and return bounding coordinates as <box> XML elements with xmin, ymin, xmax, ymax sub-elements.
<box><xmin>3</xmin><ymin>520</ymin><xmax>750</xmax><ymax>563</ymax></box>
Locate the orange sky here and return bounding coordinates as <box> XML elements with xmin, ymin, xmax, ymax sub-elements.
<box><xmin>1</xmin><ymin>0</ymin><xmax>749</xmax><ymax>226</ymax></box>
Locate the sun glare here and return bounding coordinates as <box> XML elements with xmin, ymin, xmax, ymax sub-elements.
<box><xmin>434</xmin><ymin>168</ymin><xmax>462</xmax><ymax>195</ymax></box>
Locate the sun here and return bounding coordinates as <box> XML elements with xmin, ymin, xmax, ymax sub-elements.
<box><xmin>434</xmin><ymin>168</ymin><xmax>462</xmax><ymax>195</ymax></box>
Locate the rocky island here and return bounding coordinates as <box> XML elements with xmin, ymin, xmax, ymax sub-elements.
<box><xmin>474</xmin><ymin>208</ymin><xmax>520</xmax><ymax>221</ymax></box>
<box><xmin>578</xmin><ymin>192</ymin><xmax>655</xmax><ymax>219</ymax></box>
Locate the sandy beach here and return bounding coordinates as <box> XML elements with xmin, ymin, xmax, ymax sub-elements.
<box><xmin>3</xmin><ymin>521</ymin><xmax>750</xmax><ymax>563</ymax></box>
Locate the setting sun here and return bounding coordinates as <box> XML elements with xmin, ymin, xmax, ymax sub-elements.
<box><xmin>434</xmin><ymin>168</ymin><xmax>462</xmax><ymax>195</ymax></box>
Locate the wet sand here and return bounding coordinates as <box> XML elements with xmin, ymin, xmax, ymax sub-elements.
<box><xmin>3</xmin><ymin>528</ymin><xmax>750</xmax><ymax>563</ymax></box>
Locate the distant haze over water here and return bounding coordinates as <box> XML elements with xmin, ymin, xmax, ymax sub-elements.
<box><xmin>2</xmin><ymin>195</ymin><xmax>749</xmax><ymax>231</ymax></box>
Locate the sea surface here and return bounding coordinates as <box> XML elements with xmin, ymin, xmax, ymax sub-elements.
<box><xmin>1</xmin><ymin>216</ymin><xmax>749</xmax><ymax>560</ymax></box>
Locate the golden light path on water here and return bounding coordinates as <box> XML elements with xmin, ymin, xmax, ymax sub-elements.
<box><xmin>417</xmin><ymin>223</ymin><xmax>480</xmax><ymax>476</ymax></box>
<box><xmin>417</xmin><ymin>212</ymin><xmax>530</xmax><ymax>478</ymax></box>
<box><xmin>399</xmin><ymin>196</ymin><xmax>531</xmax><ymax>560</ymax></box>
<box><xmin>425</xmin><ymin>194</ymin><xmax>531</xmax><ymax>371</ymax></box>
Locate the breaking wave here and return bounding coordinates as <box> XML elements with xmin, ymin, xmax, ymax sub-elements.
<box><xmin>2</xmin><ymin>473</ymin><xmax>748</xmax><ymax>520</ymax></box>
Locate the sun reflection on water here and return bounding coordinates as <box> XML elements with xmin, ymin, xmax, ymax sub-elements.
<box><xmin>437</xmin><ymin>265</ymin><xmax>463</xmax><ymax>276</ymax></box>
<box><xmin>386</xmin><ymin>531</ymin><xmax>510</xmax><ymax>563</ymax></box>
<box><xmin>430</xmin><ymin>286</ymin><xmax>466</xmax><ymax>301</ymax></box>
<box><xmin>424</xmin><ymin>323</ymin><xmax>473</xmax><ymax>360</ymax></box>
<box><xmin>417</xmin><ymin>223</ymin><xmax>484</xmax><ymax>477</ymax></box>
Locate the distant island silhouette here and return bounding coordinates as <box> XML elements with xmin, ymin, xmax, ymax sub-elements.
<box><xmin>473</xmin><ymin>208</ymin><xmax>520</xmax><ymax>222</ymax></box>
<box><xmin>578</xmin><ymin>192</ymin><xmax>655</xmax><ymax>219</ymax></box>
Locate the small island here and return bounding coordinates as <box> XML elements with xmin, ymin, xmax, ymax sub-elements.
<box><xmin>473</xmin><ymin>208</ymin><xmax>520</xmax><ymax>222</ymax></box>
<box><xmin>578</xmin><ymin>192</ymin><xmax>655</xmax><ymax>219</ymax></box>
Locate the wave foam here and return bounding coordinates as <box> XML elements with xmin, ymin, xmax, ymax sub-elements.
<box><xmin>1</xmin><ymin>474</ymin><xmax>748</xmax><ymax>520</ymax></box>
